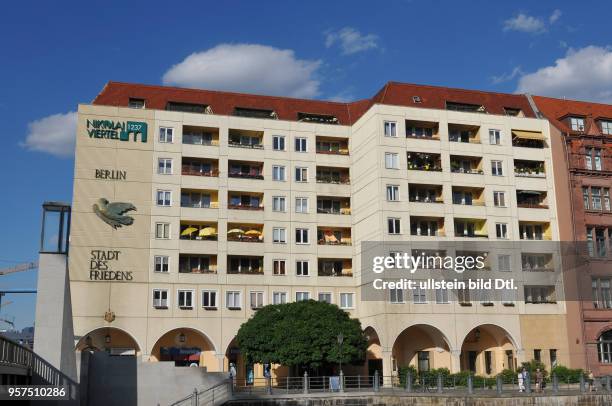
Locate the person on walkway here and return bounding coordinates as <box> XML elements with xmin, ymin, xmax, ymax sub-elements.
<box><xmin>518</xmin><ymin>369</ymin><xmax>525</xmax><ymax>392</ymax></box>
<box><xmin>535</xmin><ymin>368</ymin><xmax>543</xmax><ymax>392</ymax></box>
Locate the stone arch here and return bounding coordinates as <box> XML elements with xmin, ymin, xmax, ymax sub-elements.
<box><xmin>392</xmin><ymin>324</ymin><xmax>454</xmax><ymax>373</ymax></box>
<box><xmin>149</xmin><ymin>327</ymin><xmax>218</xmax><ymax>370</ymax></box>
<box><xmin>459</xmin><ymin>324</ymin><xmax>518</xmax><ymax>376</ymax></box>
<box><xmin>75</xmin><ymin>326</ymin><xmax>141</xmax><ymax>356</ymax></box>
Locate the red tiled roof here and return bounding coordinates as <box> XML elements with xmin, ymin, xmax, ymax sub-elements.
<box><xmin>92</xmin><ymin>81</ymin><xmax>537</xmax><ymax>124</ymax></box>
<box><xmin>533</xmin><ymin>95</ymin><xmax>612</xmax><ymax>135</ymax></box>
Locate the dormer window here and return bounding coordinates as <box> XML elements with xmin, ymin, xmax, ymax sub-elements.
<box><xmin>128</xmin><ymin>98</ymin><xmax>145</xmax><ymax>109</ymax></box>
<box><xmin>412</xmin><ymin>96</ymin><xmax>422</xmax><ymax>104</ymax></box>
<box><xmin>570</xmin><ymin>117</ymin><xmax>585</xmax><ymax>132</ymax></box>
<box><xmin>446</xmin><ymin>101</ymin><xmax>486</xmax><ymax>114</ymax></box>
<box><xmin>504</xmin><ymin>107</ymin><xmax>522</xmax><ymax>117</ymax></box>
<box><xmin>166</xmin><ymin>101</ymin><xmax>212</xmax><ymax>114</ymax></box>
<box><xmin>297</xmin><ymin>112</ymin><xmax>339</xmax><ymax>124</ymax></box>
<box><xmin>234</xmin><ymin>107</ymin><xmax>278</xmax><ymax>120</ymax></box>
<box><xmin>600</xmin><ymin>120</ymin><xmax>612</xmax><ymax>135</ymax></box>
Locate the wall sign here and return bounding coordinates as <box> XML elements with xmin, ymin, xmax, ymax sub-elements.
<box><xmin>95</xmin><ymin>169</ymin><xmax>126</xmax><ymax>180</ymax></box>
<box><xmin>89</xmin><ymin>250</ymin><xmax>133</xmax><ymax>281</ymax></box>
<box><xmin>93</xmin><ymin>198</ymin><xmax>136</xmax><ymax>229</ymax></box>
<box><xmin>87</xmin><ymin>119</ymin><xmax>147</xmax><ymax>142</ymax></box>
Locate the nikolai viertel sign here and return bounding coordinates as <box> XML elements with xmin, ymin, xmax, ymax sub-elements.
<box><xmin>86</xmin><ymin>119</ymin><xmax>148</xmax><ymax>142</ymax></box>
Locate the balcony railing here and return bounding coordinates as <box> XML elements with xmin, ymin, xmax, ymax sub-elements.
<box><xmin>179</xmin><ymin>267</ymin><xmax>217</xmax><ymax>274</ymax></box>
<box><xmin>317</xmin><ymin>207</ymin><xmax>351</xmax><ymax>215</ymax></box>
<box><xmin>316</xmin><ymin>175</ymin><xmax>350</xmax><ymax>184</ymax></box>
<box><xmin>228</xmin><ymin>171</ymin><xmax>264</xmax><ymax>180</ymax></box>
<box><xmin>517</xmin><ymin>202</ymin><xmax>549</xmax><ymax>209</ymax></box>
<box><xmin>317</xmin><ymin>239</ymin><xmax>352</xmax><ymax>246</ymax></box>
<box><xmin>227</xmin><ymin>235</ymin><xmax>263</xmax><ymax>243</ymax></box>
<box><xmin>318</xmin><ymin>268</ymin><xmax>353</xmax><ymax>277</ymax></box>
<box><xmin>409</xmin><ymin>196</ymin><xmax>443</xmax><ymax>203</ymax></box>
<box><xmin>227</xmin><ymin>268</ymin><xmax>263</xmax><ymax>275</ymax></box>
<box><xmin>514</xmin><ymin>170</ymin><xmax>546</xmax><ymax>178</ymax></box>
<box><xmin>228</xmin><ymin>204</ymin><xmax>264</xmax><ymax>211</ymax></box>
<box><xmin>229</xmin><ymin>142</ymin><xmax>263</xmax><ymax>149</ymax></box>
<box><xmin>451</xmin><ymin>167</ymin><xmax>483</xmax><ymax>175</ymax></box>
<box><xmin>407</xmin><ymin>164</ymin><xmax>442</xmax><ymax>171</ymax></box>
<box><xmin>182</xmin><ymin>166</ymin><xmax>219</xmax><ymax>177</ymax></box>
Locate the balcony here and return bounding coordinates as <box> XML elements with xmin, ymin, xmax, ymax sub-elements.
<box><xmin>524</xmin><ymin>286</ymin><xmax>557</xmax><ymax>304</ymax></box>
<box><xmin>512</xmin><ymin>130</ymin><xmax>546</xmax><ymax>149</ymax></box>
<box><xmin>317</xmin><ymin>197</ymin><xmax>351</xmax><ymax>215</ymax></box>
<box><xmin>407</xmin><ymin>152</ymin><xmax>442</xmax><ymax>171</ymax></box>
<box><xmin>228</xmin><ymin>160</ymin><xmax>264</xmax><ymax>180</ymax></box>
<box><xmin>229</xmin><ymin>129</ymin><xmax>263</xmax><ymax>149</ymax></box>
<box><xmin>448</xmin><ymin>124</ymin><xmax>480</xmax><ymax>144</ymax></box>
<box><xmin>316</xmin><ymin>167</ymin><xmax>350</xmax><ymax>184</ymax></box>
<box><xmin>408</xmin><ymin>184</ymin><xmax>443</xmax><ymax>203</ymax></box>
<box><xmin>227</xmin><ymin>223</ymin><xmax>264</xmax><ymax>243</ymax></box>
<box><xmin>514</xmin><ymin>160</ymin><xmax>546</xmax><ymax>178</ymax></box>
<box><xmin>410</xmin><ymin>249</ymin><xmax>448</xmax><ymax>269</ymax></box>
<box><xmin>317</xmin><ymin>227</ymin><xmax>352</xmax><ymax>245</ymax></box>
<box><xmin>410</xmin><ymin>217</ymin><xmax>445</xmax><ymax>237</ymax></box>
<box><xmin>318</xmin><ymin>258</ymin><xmax>352</xmax><ymax>277</ymax></box>
<box><xmin>182</xmin><ymin>125</ymin><xmax>219</xmax><ymax>146</ymax></box>
<box><xmin>522</xmin><ymin>253</ymin><xmax>554</xmax><ymax>272</ymax></box>
<box><xmin>519</xmin><ymin>222</ymin><xmax>551</xmax><ymax>240</ymax></box>
<box><xmin>316</xmin><ymin>136</ymin><xmax>349</xmax><ymax>155</ymax></box>
<box><xmin>517</xmin><ymin>190</ymin><xmax>548</xmax><ymax>209</ymax></box>
<box><xmin>454</xmin><ymin>218</ymin><xmax>488</xmax><ymax>238</ymax></box>
<box><xmin>179</xmin><ymin>254</ymin><xmax>217</xmax><ymax>274</ymax></box>
<box><xmin>228</xmin><ymin>256</ymin><xmax>263</xmax><ymax>275</ymax></box>
<box><xmin>180</xmin><ymin>222</ymin><xmax>218</xmax><ymax>241</ymax></box>
<box><xmin>457</xmin><ymin>251</ymin><xmax>491</xmax><ymax>270</ymax></box>
<box><xmin>405</xmin><ymin>120</ymin><xmax>439</xmax><ymax>140</ymax></box>
<box><xmin>182</xmin><ymin>158</ymin><xmax>219</xmax><ymax>177</ymax></box>
<box><xmin>228</xmin><ymin>192</ymin><xmax>263</xmax><ymax>211</ymax></box>
<box><xmin>181</xmin><ymin>189</ymin><xmax>219</xmax><ymax>209</ymax></box>
<box><xmin>452</xmin><ymin>187</ymin><xmax>485</xmax><ymax>206</ymax></box>
<box><xmin>450</xmin><ymin>155</ymin><xmax>483</xmax><ymax>175</ymax></box>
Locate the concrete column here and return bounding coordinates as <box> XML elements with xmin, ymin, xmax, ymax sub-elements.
<box><xmin>450</xmin><ymin>350</ymin><xmax>462</xmax><ymax>373</ymax></box>
<box><xmin>215</xmin><ymin>353</ymin><xmax>226</xmax><ymax>373</ymax></box>
<box><xmin>382</xmin><ymin>350</ymin><xmax>393</xmax><ymax>378</ymax></box>
<box><xmin>516</xmin><ymin>349</ymin><xmax>526</xmax><ymax>366</ymax></box>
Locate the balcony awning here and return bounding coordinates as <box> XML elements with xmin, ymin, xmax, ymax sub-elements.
<box><xmin>512</xmin><ymin>130</ymin><xmax>545</xmax><ymax>140</ymax></box>
<box><xmin>518</xmin><ymin>190</ymin><xmax>543</xmax><ymax>195</ymax></box>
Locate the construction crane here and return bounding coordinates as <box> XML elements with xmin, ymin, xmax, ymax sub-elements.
<box><xmin>0</xmin><ymin>261</ymin><xmax>38</xmax><ymax>276</ymax></box>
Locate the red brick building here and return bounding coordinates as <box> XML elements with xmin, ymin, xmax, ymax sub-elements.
<box><xmin>533</xmin><ymin>95</ymin><xmax>612</xmax><ymax>376</ymax></box>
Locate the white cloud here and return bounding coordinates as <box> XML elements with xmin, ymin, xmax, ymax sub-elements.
<box><xmin>21</xmin><ymin>111</ymin><xmax>77</xmax><ymax>158</ymax></box>
<box><xmin>163</xmin><ymin>44</ymin><xmax>322</xmax><ymax>98</ymax></box>
<box><xmin>516</xmin><ymin>46</ymin><xmax>612</xmax><ymax>103</ymax></box>
<box><xmin>503</xmin><ymin>13</ymin><xmax>546</xmax><ymax>33</ymax></box>
<box><xmin>325</xmin><ymin>27</ymin><xmax>379</xmax><ymax>55</ymax></box>
<box><xmin>491</xmin><ymin>66</ymin><xmax>524</xmax><ymax>84</ymax></box>
<box><xmin>549</xmin><ymin>9</ymin><xmax>562</xmax><ymax>24</ymax></box>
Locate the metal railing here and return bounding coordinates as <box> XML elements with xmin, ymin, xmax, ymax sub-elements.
<box><xmin>169</xmin><ymin>380</ymin><xmax>232</xmax><ymax>406</ymax></box>
<box><xmin>0</xmin><ymin>335</ymin><xmax>78</xmax><ymax>399</ymax></box>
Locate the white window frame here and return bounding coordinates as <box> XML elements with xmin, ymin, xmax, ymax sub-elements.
<box><xmin>226</xmin><ymin>290</ymin><xmax>242</xmax><ymax>309</ymax></box>
<box><xmin>273</xmin><ymin>227</ymin><xmax>287</xmax><ymax>244</ymax></box>
<box><xmin>493</xmin><ymin>191</ymin><xmax>506</xmax><ymax>207</ymax></box>
<box><xmin>156</xmin><ymin>190</ymin><xmax>172</xmax><ymax>207</ymax></box>
<box><xmin>413</xmin><ymin>286</ymin><xmax>427</xmax><ymax>304</ymax></box>
<box><xmin>295</xmin><ymin>197</ymin><xmax>308</xmax><ymax>213</ymax></box>
<box><xmin>385</xmin><ymin>152</ymin><xmax>399</xmax><ymax>169</ymax></box>
<box><xmin>273</xmin><ymin>259</ymin><xmax>286</xmax><ymax>275</ymax></box>
<box><xmin>318</xmin><ymin>292</ymin><xmax>333</xmax><ymax>304</ymax></box>
<box><xmin>388</xmin><ymin>217</ymin><xmax>401</xmax><ymax>235</ymax></box>
<box><xmin>272</xmin><ymin>291</ymin><xmax>287</xmax><ymax>304</ymax></box>
<box><xmin>496</xmin><ymin>223</ymin><xmax>508</xmax><ymax>239</ymax></box>
<box><xmin>153</xmin><ymin>289</ymin><xmax>169</xmax><ymax>309</ymax></box>
<box><xmin>296</xmin><ymin>291</ymin><xmax>310</xmax><ymax>301</ymax></box>
<box><xmin>295</xmin><ymin>137</ymin><xmax>308</xmax><ymax>152</ymax></box>
<box><xmin>159</xmin><ymin>127</ymin><xmax>174</xmax><ymax>143</ymax></box>
<box><xmin>571</xmin><ymin>117</ymin><xmax>585</xmax><ymax>132</ymax></box>
<box><xmin>491</xmin><ymin>160</ymin><xmax>503</xmax><ymax>176</ymax></box>
<box><xmin>201</xmin><ymin>290</ymin><xmax>218</xmax><ymax>309</ymax></box>
<box><xmin>384</xmin><ymin>121</ymin><xmax>397</xmax><ymax>137</ymax></box>
<box><xmin>250</xmin><ymin>291</ymin><xmax>265</xmax><ymax>309</ymax></box>
<box><xmin>158</xmin><ymin>158</ymin><xmax>173</xmax><ymax>175</ymax></box>
<box><xmin>295</xmin><ymin>166</ymin><xmax>308</xmax><ymax>182</ymax></box>
<box><xmin>435</xmin><ymin>288</ymin><xmax>449</xmax><ymax>304</ymax></box>
<box><xmin>489</xmin><ymin>129</ymin><xmax>501</xmax><ymax>145</ymax></box>
<box><xmin>177</xmin><ymin>289</ymin><xmax>195</xmax><ymax>309</ymax></box>
<box><xmin>272</xmin><ymin>135</ymin><xmax>286</xmax><ymax>151</ymax></box>
<box><xmin>386</xmin><ymin>185</ymin><xmax>400</xmax><ymax>201</ymax></box>
<box><xmin>296</xmin><ymin>228</ymin><xmax>309</xmax><ymax>244</ymax></box>
<box><xmin>155</xmin><ymin>223</ymin><xmax>170</xmax><ymax>239</ymax></box>
<box><xmin>272</xmin><ymin>196</ymin><xmax>286</xmax><ymax>212</ymax></box>
<box><xmin>498</xmin><ymin>254</ymin><xmax>511</xmax><ymax>272</ymax></box>
<box><xmin>272</xmin><ymin>165</ymin><xmax>286</xmax><ymax>181</ymax></box>
<box><xmin>390</xmin><ymin>287</ymin><xmax>405</xmax><ymax>304</ymax></box>
<box><xmin>154</xmin><ymin>255</ymin><xmax>169</xmax><ymax>273</ymax></box>
<box><xmin>296</xmin><ymin>260</ymin><xmax>309</xmax><ymax>276</ymax></box>
<box><xmin>339</xmin><ymin>292</ymin><xmax>354</xmax><ymax>309</ymax></box>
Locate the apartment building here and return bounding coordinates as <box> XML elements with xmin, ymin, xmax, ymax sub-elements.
<box><xmin>70</xmin><ymin>81</ymin><xmax>569</xmax><ymax>380</ymax></box>
<box><xmin>533</xmin><ymin>96</ymin><xmax>612</xmax><ymax>376</ymax></box>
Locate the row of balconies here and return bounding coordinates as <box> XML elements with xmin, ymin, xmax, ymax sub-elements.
<box><xmin>404</xmin><ymin>217</ymin><xmax>552</xmax><ymax>240</ymax></box>
<box><xmin>406</xmin><ymin>152</ymin><xmax>546</xmax><ymax>177</ymax></box>
<box><xmin>407</xmin><ymin>185</ymin><xmax>549</xmax><ymax>208</ymax></box>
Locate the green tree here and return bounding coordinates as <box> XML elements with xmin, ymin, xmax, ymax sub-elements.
<box><xmin>236</xmin><ymin>300</ymin><xmax>367</xmax><ymax>371</ymax></box>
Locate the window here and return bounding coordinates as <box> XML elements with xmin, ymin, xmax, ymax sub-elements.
<box><xmin>296</xmin><ymin>260</ymin><xmax>309</xmax><ymax>276</ymax></box>
<box><xmin>596</xmin><ymin>228</ymin><xmax>607</xmax><ymax>257</ymax></box>
<box><xmin>570</xmin><ymin>117</ymin><xmax>585</xmax><ymax>132</ymax></box>
<box><xmin>295</xmin><ymin>167</ymin><xmax>308</xmax><ymax>182</ymax></box>
<box><xmin>128</xmin><ymin>98</ymin><xmax>145</xmax><ymax>109</ymax></box>
<box><xmin>273</xmin><ymin>227</ymin><xmax>287</xmax><ymax>244</ymax></box>
<box><xmin>272</xmin><ymin>196</ymin><xmax>286</xmax><ymax>212</ymax></box>
<box><xmin>340</xmin><ymin>293</ymin><xmax>354</xmax><ymax>309</ymax></box>
<box><xmin>605</xmin><ymin>188</ymin><xmax>611</xmax><ymax>211</ymax></box>
<box><xmin>534</xmin><ymin>349</ymin><xmax>541</xmax><ymax>362</ymax></box>
<box><xmin>296</xmin><ymin>292</ymin><xmax>310</xmax><ymax>301</ymax></box>
<box><xmin>154</xmin><ymin>256</ymin><xmax>169</xmax><ymax>273</ymax></box>
<box><xmin>583</xmin><ymin>187</ymin><xmax>591</xmax><ymax>210</ymax></box>
<box><xmin>178</xmin><ymin>290</ymin><xmax>194</xmax><ymax>309</ymax></box>
<box><xmin>318</xmin><ymin>292</ymin><xmax>332</xmax><ymax>303</ymax></box>
<box><xmin>524</xmin><ymin>286</ymin><xmax>556</xmax><ymax>303</ymax></box>
<box><xmin>406</xmin><ymin>125</ymin><xmax>434</xmax><ymax>138</ymax></box>
<box><xmin>296</xmin><ymin>228</ymin><xmax>309</xmax><ymax>244</ymax></box>
<box><xmin>385</xmin><ymin>152</ymin><xmax>399</xmax><ymax>169</ymax></box>
<box><xmin>498</xmin><ymin>255</ymin><xmax>511</xmax><ymax>272</ymax></box>
<box><xmin>158</xmin><ymin>158</ymin><xmax>173</xmax><ymax>174</ymax></box>
<box><xmin>586</xmin><ymin>148</ymin><xmax>603</xmax><ymax>171</ymax></box>
<box><xmin>181</xmin><ymin>191</ymin><xmax>211</xmax><ymax>208</ymax></box>
<box><xmin>152</xmin><ymin>289</ymin><xmax>168</xmax><ymax>308</ymax></box>
<box><xmin>250</xmin><ymin>291</ymin><xmax>264</xmax><ymax>309</ymax></box>
<box><xmin>273</xmin><ymin>259</ymin><xmax>286</xmax><ymax>275</ymax></box>
<box><xmin>388</xmin><ymin>218</ymin><xmax>401</xmax><ymax>234</ymax></box>
<box><xmin>156</xmin><ymin>190</ymin><xmax>171</xmax><ymax>206</ymax></box>
<box><xmin>602</xmin><ymin>121</ymin><xmax>612</xmax><ymax>135</ymax></box>
<box><xmin>595</xmin><ymin>149</ymin><xmax>602</xmax><ymax>171</ymax></box>
<box><xmin>159</xmin><ymin>127</ymin><xmax>173</xmax><ymax>143</ymax></box>
<box><xmin>519</xmin><ymin>224</ymin><xmax>543</xmax><ymax>240</ymax></box>
<box><xmin>295</xmin><ymin>137</ymin><xmax>307</xmax><ymax>152</ymax></box>
<box><xmin>489</xmin><ymin>129</ymin><xmax>501</xmax><ymax>145</ymax></box>
<box><xmin>384</xmin><ymin>121</ymin><xmax>397</xmax><ymax>137</ymax></box>
<box><xmin>598</xmin><ymin>330</ymin><xmax>612</xmax><ymax>363</ymax></box>
<box><xmin>491</xmin><ymin>160</ymin><xmax>503</xmax><ymax>176</ymax></box>
<box><xmin>155</xmin><ymin>223</ymin><xmax>170</xmax><ymax>239</ymax></box>
<box><xmin>550</xmin><ymin>349</ymin><xmax>558</xmax><ymax>368</ymax></box>
<box><xmin>496</xmin><ymin>223</ymin><xmax>508</xmax><ymax>239</ymax></box>
<box><xmin>295</xmin><ymin>197</ymin><xmax>308</xmax><ymax>213</ymax></box>
<box><xmin>386</xmin><ymin>185</ymin><xmax>400</xmax><ymax>201</ymax></box>
<box><xmin>166</xmin><ymin>101</ymin><xmax>210</xmax><ymax>113</ymax></box>
<box><xmin>272</xmin><ymin>165</ymin><xmax>286</xmax><ymax>181</ymax></box>
<box><xmin>226</xmin><ymin>291</ymin><xmax>241</xmax><ymax>309</ymax></box>
<box><xmin>435</xmin><ymin>288</ymin><xmax>449</xmax><ymax>304</ymax></box>
<box><xmin>390</xmin><ymin>287</ymin><xmax>404</xmax><ymax>303</ymax></box>
<box><xmin>458</xmin><ymin>288</ymin><xmax>471</xmax><ymax>305</ymax></box>
<box><xmin>272</xmin><ymin>292</ymin><xmax>287</xmax><ymax>304</ymax></box>
<box><xmin>413</xmin><ymin>286</ymin><xmax>427</xmax><ymax>304</ymax></box>
<box><xmin>587</xmin><ymin>226</ymin><xmax>594</xmax><ymax>257</ymax></box>
<box><xmin>592</xmin><ymin>187</ymin><xmax>602</xmax><ymax>210</ymax></box>
<box><xmin>272</xmin><ymin>135</ymin><xmax>286</xmax><ymax>151</ymax></box>
<box><xmin>493</xmin><ymin>191</ymin><xmax>506</xmax><ymax>207</ymax></box>
<box><xmin>202</xmin><ymin>290</ymin><xmax>217</xmax><ymax>309</ymax></box>
<box><xmin>485</xmin><ymin>351</ymin><xmax>493</xmax><ymax>375</ymax></box>
<box><xmin>417</xmin><ymin>351</ymin><xmax>430</xmax><ymax>372</ymax></box>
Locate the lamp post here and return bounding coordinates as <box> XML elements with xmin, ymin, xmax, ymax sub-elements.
<box><xmin>337</xmin><ymin>333</ymin><xmax>344</xmax><ymax>374</ymax></box>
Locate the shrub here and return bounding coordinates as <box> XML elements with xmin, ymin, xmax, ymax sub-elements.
<box><xmin>551</xmin><ymin>365</ymin><xmax>584</xmax><ymax>384</ymax></box>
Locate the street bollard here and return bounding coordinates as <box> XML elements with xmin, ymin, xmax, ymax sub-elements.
<box><xmin>405</xmin><ymin>371</ymin><xmax>412</xmax><ymax>392</ymax></box>
<box><xmin>496</xmin><ymin>375</ymin><xmax>502</xmax><ymax>395</ymax></box>
<box><xmin>552</xmin><ymin>373</ymin><xmax>559</xmax><ymax>394</ymax></box>
<box><xmin>526</xmin><ymin>376</ymin><xmax>531</xmax><ymax>394</ymax></box>
<box><xmin>606</xmin><ymin>375</ymin><xmax>611</xmax><ymax>392</ymax></box>
<box><xmin>340</xmin><ymin>371</ymin><xmax>345</xmax><ymax>393</ymax></box>
<box><xmin>467</xmin><ymin>374</ymin><xmax>473</xmax><ymax>395</ymax></box>
<box><xmin>437</xmin><ymin>373</ymin><xmax>443</xmax><ymax>393</ymax></box>
<box><xmin>228</xmin><ymin>377</ymin><xmax>234</xmax><ymax>397</ymax></box>
<box><xmin>374</xmin><ymin>370</ymin><xmax>380</xmax><ymax>392</ymax></box>
<box><xmin>266</xmin><ymin>376</ymin><xmax>272</xmax><ymax>395</ymax></box>
<box><xmin>192</xmin><ymin>388</ymin><xmax>198</xmax><ymax>406</ymax></box>
<box><xmin>580</xmin><ymin>374</ymin><xmax>586</xmax><ymax>393</ymax></box>
<box><xmin>303</xmin><ymin>371</ymin><xmax>309</xmax><ymax>394</ymax></box>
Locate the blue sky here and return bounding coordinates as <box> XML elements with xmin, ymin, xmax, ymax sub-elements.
<box><xmin>1</xmin><ymin>0</ymin><xmax>611</xmax><ymax>330</ymax></box>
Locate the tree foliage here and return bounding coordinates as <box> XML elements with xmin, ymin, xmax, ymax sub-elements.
<box><xmin>236</xmin><ymin>300</ymin><xmax>367</xmax><ymax>369</ymax></box>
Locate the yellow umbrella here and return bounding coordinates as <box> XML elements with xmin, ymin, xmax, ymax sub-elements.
<box><xmin>199</xmin><ymin>227</ymin><xmax>217</xmax><ymax>237</ymax></box>
<box><xmin>227</xmin><ymin>228</ymin><xmax>244</xmax><ymax>235</ymax></box>
<box><xmin>245</xmin><ymin>230</ymin><xmax>261</xmax><ymax>236</ymax></box>
<box><xmin>181</xmin><ymin>227</ymin><xmax>197</xmax><ymax>236</ymax></box>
